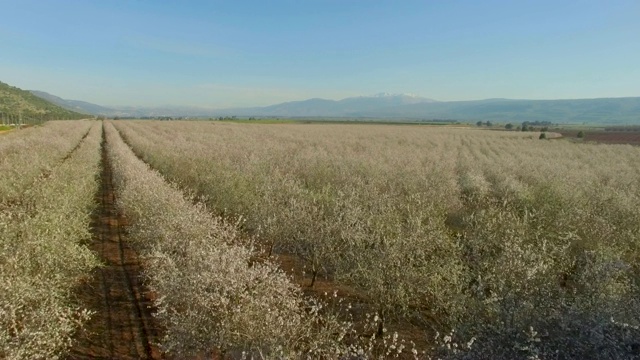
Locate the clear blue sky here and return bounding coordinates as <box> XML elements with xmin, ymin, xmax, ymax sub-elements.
<box><xmin>0</xmin><ymin>0</ymin><xmax>638</xmax><ymax>108</ymax></box>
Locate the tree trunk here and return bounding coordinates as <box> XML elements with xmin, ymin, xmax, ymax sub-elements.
<box><xmin>309</xmin><ymin>268</ymin><xmax>318</xmax><ymax>288</ymax></box>
<box><xmin>376</xmin><ymin>310</ymin><xmax>385</xmax><ymax>338</ymax></box>
<box><xmin>267</xmin><ymin>240</ymin><xmax>275</xmax><ymax>257</ymax></box>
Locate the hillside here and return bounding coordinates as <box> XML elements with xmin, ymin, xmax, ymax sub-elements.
<box><xmin>30</xmin><ymin>90</ymin><xmax>113</xmax><ymax>116</ymax></box>
<box><xmin>0</xmin><ymin>81</ymin><xmax>87</xmax><ymax>123</ymax></box>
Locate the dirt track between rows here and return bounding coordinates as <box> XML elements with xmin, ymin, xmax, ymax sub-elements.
<box><xmin>68</xmin><ymin>133</ymin><xmax>161</xmax><ymax>359</ymax></box>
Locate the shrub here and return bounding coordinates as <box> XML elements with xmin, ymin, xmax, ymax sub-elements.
<box><xmin>0</xmin><ymin>121</ymin><xmax>102</xmax><ymax>359</ymax></box>
<box><xmin>104</xmin><ymin>121</ymin><xmax>352</xmax><ymax>358</ymax></box>
<box><xmin>0</xmin><ymin>120</ymin><xmax>93</xmax><ymax>203</ymax></box>
<box><xmin>111</xmin><ymin>120</ymin><xmax>640</xmax><ymax>358</ymax></box>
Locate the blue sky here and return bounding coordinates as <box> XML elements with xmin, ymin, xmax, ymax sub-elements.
<box><xmin>0</xmin><ymin>0</ymin><xmax>638</xmax><ymax>108</ymax></box>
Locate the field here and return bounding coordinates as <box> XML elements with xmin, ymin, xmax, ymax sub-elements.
<box><xmin>113</xmin><ymin>120</ymin><xmax>640</xmax><ymax>358</ymax></box>
<box><xmin>559</xmin><ymin>129</ymin><xmax>640</xmax><ymax>146</ymax></box>
<box><xmin>1</xmin><ymin>121</ymin><xmax>102</xmax><ymax>359</ymax></box>
<box><xmin>2</xmin><ymin>120</ymin><xmax>640</xmax><ymax>359</ymax></box>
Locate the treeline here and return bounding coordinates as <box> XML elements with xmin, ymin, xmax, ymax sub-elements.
<box><xmin>500</xmin><ymin>120</ymin><xmax>554</xmax><ymax>132</ymax></box>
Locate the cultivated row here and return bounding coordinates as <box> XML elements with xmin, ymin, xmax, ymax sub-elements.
<box><xmin>113</xmin><ymin>120</ymin><xmax>640</xmax><ymax>359</ymax></box>
<box><xmin>0</xmin><ymin>120</ymin><xmax>94</xmax><ymax>204</ymax></box>
<box><xmin>104</xmin><ymin>121</ymin><xmax>363</xmax><ymax>358</ymax></box>
<box><xmin>0</xmin><ymin>121</ymin><xmax>102</xmax><ymax>359</ymax></box>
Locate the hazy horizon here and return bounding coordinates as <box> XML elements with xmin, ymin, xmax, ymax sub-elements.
<box><xmin>1</xmin><ymin>0</ymin><xmax>638</xmax><ymax>108</ymax></box>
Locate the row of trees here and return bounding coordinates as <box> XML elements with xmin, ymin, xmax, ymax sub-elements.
<box><xmin>112</xmin><ymin>120</ymin><xmax>640</xmax><ymax>358</ymax></box>
<box><xmin>1</xmin><ymin>121</ymin><xmax>102</xmax><ymax>358</ymax></box>
<box><xmin>476</xmin><ymin>120</ymin><xmax>556</xmax><ymax>132</ymax></box>
<box><xmin>504</xmin><ymin>123</ymin><xmax>550</xmax><ymax>132</ymax></box>
<box><xmin>105</xmin><ymin>121</ymin><xmax>414</xmax><ymax>358</ymax></box>
<box><xmin>0</xmin><ymin>112</ymin><xmax>51</xmax><ymax>126</ymax></box>
<box><xmin>476</xmin><ymin>120</ymin><xmax>493</xmax><ymax>127</ymax></box>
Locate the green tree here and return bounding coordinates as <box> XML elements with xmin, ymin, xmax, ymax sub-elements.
<box><xmin>577</xmin><ymin>131</ymin><xmax>585</xmax><ymax>138</ymax></box>
<box><xmin>539</xmin><ymin>132</ymin><xmax>547</xmax><ymax>139</ymax></box>
<box><xmin>505</xmin><ymin>123</ymin><xmax>514</xmax><ymax>130</ymax></box>
<box><xmin>476</xmin><ymin>121</ymin><xmax>483</xmax><ymax>127</ymax></box>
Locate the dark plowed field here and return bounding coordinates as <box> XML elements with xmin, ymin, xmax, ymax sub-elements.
<box><xmin>560</xmin><ymin>130</ymin><xmax>640</xmax><ymax>145</ymax></box>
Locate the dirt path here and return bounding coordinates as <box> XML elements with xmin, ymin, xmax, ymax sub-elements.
<box><xmin>68</xmin><ymin>133</ymin><xmax>161</xmax><ymax>359</ymax></box>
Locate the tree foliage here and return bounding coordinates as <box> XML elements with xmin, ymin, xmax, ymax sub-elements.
<box><xmin>112</xmin><ymin>120</ymin><xmax>640</xmax><ymax>358</ymax></box>
<box><xmin>0</xmin><ymin>121</ymin><xmax>102</xmax><ymax>358</ymax></box>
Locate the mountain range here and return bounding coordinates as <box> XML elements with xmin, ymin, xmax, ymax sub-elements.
<box><xmin>27</xmin><ymin>88</ymin><xmax>640</xmax><ymax>125</ymax></box>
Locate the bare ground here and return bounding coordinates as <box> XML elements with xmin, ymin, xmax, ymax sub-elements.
<box><xmin>558</xmin><ymin>130</ymin><xmax>640</xmax><ymax>145</ymax></box>
<box><xmin>68</xmin><ymin>136</ymin><xmax>162</xmax><ymax>359</ymax></box>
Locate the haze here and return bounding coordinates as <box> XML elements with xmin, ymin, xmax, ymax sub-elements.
<box><xmin>0</xmin><ymin>0</ymin><xmax>638</xmax><ymax>108</ymax></box>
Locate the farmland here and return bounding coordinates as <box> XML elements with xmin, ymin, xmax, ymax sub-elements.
<box><xmin>1</xmin><ymin>120</ymin><xmax>102</xmax><ymax>358</ymax></box>
<box><xmin>558</xmin><ymin>129</ymin><xmax>640</xmax><ymax>146</ymax></box>
<box><xmin>112</xmin><ymin>120</ymin><xmax>640</xmax><ymax>358</ymax></box>
<box><xmin>2</xmin><ymin>120</ymin><xmax>640</xmax><ymax>359</ymax></box>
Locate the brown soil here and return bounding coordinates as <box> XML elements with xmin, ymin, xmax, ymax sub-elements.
<box><xmin>558</xmin><ymin>130</ymin><xmax>640</xmax><ymax>145</ymax></box>
<box><xmin>272</xmin><ymin>253</ymin><xmax>432</xmax><ymax>353</ymax></box>
<box><xmin>68</xmin><ymin>135</ymin><xmax>162</xmax><ymax>359</ymax></box>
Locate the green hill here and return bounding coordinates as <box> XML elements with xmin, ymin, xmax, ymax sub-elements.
<box><xmin>0</xmin><ymin>81</ymin><xmax>87</xmax><ymax>124</ymax></box>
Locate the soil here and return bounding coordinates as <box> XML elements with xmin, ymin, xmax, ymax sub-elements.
<box><xmin>272</xmin><ymin>252</ymin><xmax>432</xmax><ymax>353</ymax></box>
<box><xmin>68</xmin><ymin>136</ymin><xmax>162</xmax><ymax>359</ymax></box>
<box><xmin>558</xmin><ymin>130</ymin><xmax>640</xmax><ymax>145</ymax></box>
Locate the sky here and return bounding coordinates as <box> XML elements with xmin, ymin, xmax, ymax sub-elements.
<box><xmin>0</xmin><ymin>0</ymin><xmax>638</xmax><ymax>108</ymax></box>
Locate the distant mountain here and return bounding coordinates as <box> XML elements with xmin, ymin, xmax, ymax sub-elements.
<box><xmin>218</xmin><ymin>95</ymin><xmax>640</xmax><ymax>124</ymax></box>
<box><xmin>22</xmin><ymin>87</ymin><xmax>640</xmax><ymax>124</ymax></box>
<box><xmin>0</xmin><ymin>81</ymin><xmax>87</xmax><ymax>121</ymax></box>
<box><xmin>111</xmin><ymin>105</ymin><xmax>215</xmax><ymax>118</ymax></box>
<box><xmin>219</xmin><ymin>93</ymin><xmax>438</xmax><ymax>117</ymax></box>
<box><xmin>29</xmin><ymin>90</ymin><xmax>115</xmax><ymax>116</ymax></box>
<box><xmin>361</xmin><ymin>97</ymin><xmax>640</xmax><ymax>124</ymax></box>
